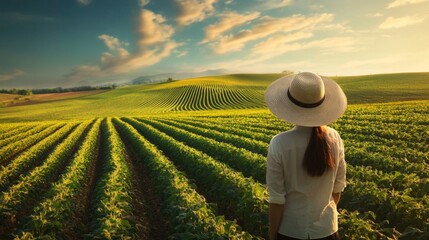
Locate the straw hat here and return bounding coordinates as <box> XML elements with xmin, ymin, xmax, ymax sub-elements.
<box><xmin>265</xmin><ymin>72</ymin><xmax>347</xmax><ymax>127</ymax></box>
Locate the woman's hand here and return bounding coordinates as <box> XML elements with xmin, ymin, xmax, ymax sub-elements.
<box><xmin>268</xmin><ymin>230</ymin><xmax>277</xmax><ymax>240</ymax></box>
<box><xmin>268</xmin><ymin>203</ymin><xmax>285</xmax><ymax>240</ymax></box>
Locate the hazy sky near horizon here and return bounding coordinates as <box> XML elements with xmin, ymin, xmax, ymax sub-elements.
<box><xmin>1</xmin><ymin>0</ymin><xmax>428</xmax><ymax>88</ymax></box>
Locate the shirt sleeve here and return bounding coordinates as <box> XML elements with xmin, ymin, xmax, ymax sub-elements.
<box><xmin>333</xmin><ymin>136</ymin><xmax>347</xmax><ymax>193</ymax></box>
<box><xmin>266</xmin><ymin>138</ymin><xmax>286</xmax><ymax>204</ymax></box>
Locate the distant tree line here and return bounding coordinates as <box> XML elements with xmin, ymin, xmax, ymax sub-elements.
<box><xmin>0</xmin><ymin>84</ymin><xmax>117</xmax><ymax>95</ymax></box>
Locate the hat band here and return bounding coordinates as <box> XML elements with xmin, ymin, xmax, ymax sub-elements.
<box><xmin>287</xmin><ymin>89</ymin><xmax>325</xmax><ymax>108</ymax></box>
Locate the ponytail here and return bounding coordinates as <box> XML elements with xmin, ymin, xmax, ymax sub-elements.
<box><xmin>303</xmin><ymin>126</ymin><xmax>334</xmax><ymax>176</ymax></box>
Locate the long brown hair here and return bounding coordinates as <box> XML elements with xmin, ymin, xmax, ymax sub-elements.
<box><xmin>303</xmin><ymin>126</ymin><xmax>334</xmax><ymax>176</ymax></box>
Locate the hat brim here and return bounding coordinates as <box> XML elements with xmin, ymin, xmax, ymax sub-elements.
<box><xmin>264</xmin><ymin>74</ymin><xmax>347</xmax><ymax>127</ymax></box>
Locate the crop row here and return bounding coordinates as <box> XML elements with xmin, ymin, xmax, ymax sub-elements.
<box><xmin>113</xmin><ymin>118</ymin><xmax>258</xmax><ymax>239</ymax></box>
<box><xmin>17</xmin><ymin>119</ymin><xmax>101</xmax><ymax>238</ymax></box>
<box><xmin>0</xmin><ymin>121</ymin><xmax>90</xmax><ymax>235</ymax></box>
<box><xmin>0</xmin><ymin>124</ymin><xmax>43</xmax><ymax>148</ymax></box>
<box><xmin>133</xmin><ymin>84</ymin><xmax>264</xmax><ymax>112</ymax></box>
<box><xmin>130</xmin><ymin>117</ymin><xmax>428</xmax><ymax>238</ymax></box>
<box><xmin>144</xmin><ymin>118</ymin><xmax>427</xmax><ymax>232</ymax></box>
<box><xmin>0</xmin><ymin>123</ymin><xmax>77</xmax><ymax>192</ymax></box>
<box><xmin>148</xmin><ymin>117</ymin><xmax>427</xmax><ymax>199</ymax></box>
<box><xmin>0</xmin><ymin>106</ymin><xmax>427</xmax><ymax>239</ymax></box>
<box><xmin>0</xmin><ymin>124</ymin><xmax>54</xmax><ymax>150</ymax></box>
<box><xmin>164</xmin><ymin>116</ymin><xmax>427</xmax><ymax>174</ymax></box>
<box><xmin>88</xmin><ymin>118</ymin><xmax>135</xmax><ymax>238</ymax></box>
<box><xmin>122</xmin><ymin>117</ymin><xmax>268</xmax><ymax>237</ymax></box>
<box><xmin>181</xmin><ymin>116</ymin><xmax>427</xmax><ymax>169</ymax></box>
<box><xmin>0</xmin><ymin>123</ymin><xmax>66</xmax><ymax>164</ymax></box>
<box><xmin>138</xmin><ymin>118</ymin><xmax>267</xmax><ymax>182</ymax></box>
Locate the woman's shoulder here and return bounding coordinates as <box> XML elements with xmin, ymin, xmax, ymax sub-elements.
<box><xmin>270</xmin><ymin>127</ymin><xmax>308</xmax><ymax>145</ymax></box>
<box><xmin>325</xmin><ymin>126</ymin><xmax>343</xmax><ymax>142</ymax></box>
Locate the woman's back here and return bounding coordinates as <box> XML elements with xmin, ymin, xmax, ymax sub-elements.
<box><xmin>264</xmin><ymin>72</ymin><xmax>347</xmax><ymax>240</ymax></box>
<box><xmin>266</xmin><ymin>126</ymin><xmax>346</xmax><ymax>239</ymax></box>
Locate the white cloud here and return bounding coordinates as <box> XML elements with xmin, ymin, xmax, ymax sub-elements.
<box><xmin>98</xmin><ymin>34</ymin><xmax>130</xmax><ymax>68</ymax></box>
<box><xmin>207</xmin><ymin>36</ymin><xmax>357</xmax><ymax>73</ymax></box>
<box><xmin>77</xmin><ymin>0</ymin><xmax>92</xmax><ymax>6</ymax></box>
<box><xmin>0</xmin><ymin>69</ymin><xmax>25</xmax><ymax>82</ymax></box>
<box><xmin>67</xmin><ymin>9</ymin><xmax>179</xmax><ymax>83</ymax></box>
<box><xmin>176</xmin><ymin>0</ymin><xmax>218</xmax><ymax>26</ymax></box>
<box><xmin>303</xmin><ymin>37</ymin><xmax>358</xmax><ymax>53</ymax></box>
<box><xmin>201</xmin><ymin>11</ymin><xmax>260</xmax><ymax>43</ymax></box>
<box><xmin>261</xmin><ymin>0</ymin><xmax>292</xmax><ymax>10</ymax></box>
<box><xmin>112</xmin><ymin>41</ymin><xmax>179</xmax><ymax>73</ymax></box>
<box><xmin>379</xmin><ymin>15</ymin><xmax>426</xmax><ymax>29</ymax></box>
<box><xmin>225</xmin><ymin>0</ymin><xmax>233</xmax><ymax>4</ymax></box>
<box><xmin>98</xmin><ymin>34</ymin><xmax>129</xmax><ymax>52</ymax></box>
<box><xmin>212</xmin><ymin>13</ymin><xmax>333</xmax><ymax>54</ymax></box>
<box><xmin>138</xmin><ymin>9</ymin><xmax>175</xmax><ymax>47</ymax></box>
<box><xmin>252</xmin><ymin>32</ymin><xmax>314</xmax><ymax>55</ymax></box>
<box><xmin>251</xmin><ymin>36</ymin><xmax>357</xmax><ymax>61</ymax></box>
<box><xmin>387</xmin><ymin>0</ymin><xmax>429</xmax><ymax>8</ymax></box>
<box><xmin>139</xmin><ymin>0</ymin><xmax>150</xmax><ymax>7</ymax></box>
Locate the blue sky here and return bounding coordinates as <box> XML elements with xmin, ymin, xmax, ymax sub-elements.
<box><xmin>0</xmin><ymin>0</ymin><xmax>428</xmax><ymax>88</ymax></box>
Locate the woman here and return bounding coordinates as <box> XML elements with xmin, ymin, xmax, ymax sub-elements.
<box><xmin>265</xmin><ymin>72</ymin><xmax>347</xmax><ymax>240</ymax></box>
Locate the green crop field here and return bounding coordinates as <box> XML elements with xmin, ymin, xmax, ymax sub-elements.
<box><xmin>0</xmin><ymin>73</ymin><xmax>428</xmax><ymax>239</ymax></box>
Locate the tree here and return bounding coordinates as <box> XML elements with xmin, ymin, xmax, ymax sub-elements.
<box><xmin>167</xmin><ymin>77</ymin><xmax>173</xmax><ymax>82</ymax></box>
<box><xmin>17</xmin><ymin>89</ymin><xmax>32</xmax><ymax>95</ymax></box>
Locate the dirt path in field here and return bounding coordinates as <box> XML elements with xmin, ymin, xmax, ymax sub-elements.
<box><xmin>80</xmin><ymin>126</ymin><xmax>104</xmax><ymax>237</ymax></box>
<box><xmin>123</xmin><ymin>142</ymin><xmax>169</xmax><ymax>240</ymax></box>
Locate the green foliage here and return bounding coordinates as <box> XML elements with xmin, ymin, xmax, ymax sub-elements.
<box><xmin>333</xmin><ymin>72</ymin><xmax>429</xmax><ymax>104</ymax></box>
<box><xmin>122</xmin><ymin>117</ymin><xmax>269</xmax><ymax>237</ymax></box>
<box><xmin>0</xmin><ymin>121</ymin><xmax>88</xmax><ymax>210</ymax></box>
<box><xmin>1</xmin><ymin>72</ymin><xmax>427</xmax><ymax>122</ymax></box>
<box><xmin>88</xmin><ymin>118</ymin><xmax>135</xmax><ymax>239</ymax></box>
<box><xmin>0</xmin><ymin>123</ymin><xmax>75</xmax><ymax>192</ymax></box>
<box><xmin>113</xmin><ymin>118</ymin><xmax>259</xmax><ymax>239</ymax></box>
<box><xmin>139</xmin><ymin>118</ymin><xmax>267</xmax><ymax>182</ymax></box>
<box><xmin>17</xmin><ymin>119</ymin><xmax>101</xmax><ymax>238</ymax></box>
<box><xmin>0</xmin><ymin>123</ymin><xmax>65</xmax><ymax>165</ymax></box>
<box><xmin>0</xmin><ymin>73</ymin><xmax>427</xmax><ymax>239</ymax></box>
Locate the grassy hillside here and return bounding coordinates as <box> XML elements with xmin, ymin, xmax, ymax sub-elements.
<box><xmin>333</xmin><ymin>72</ymin><xmax>429</xmax><ymax>104</ymax></box>
<box><xmin>0</xmin><ymin>73</ymin><xmax>428</xmax><ymax>239</ymax></box>
<box><xmin>0</xmin><ymin>72</ymin><xmax>428</xmax><ymax>122</ymax></box>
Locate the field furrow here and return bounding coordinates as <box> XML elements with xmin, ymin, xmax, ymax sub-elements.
<box><xmin>113</xmin><ymin>118</ymin><xmax>259</xmax><ymax>239</ymax></box>
<box><xmin>158</xmin><ymin>118</ymin><xmax>269</xmax><ymax>156</ymax></box>
<box><xmin>0</xmin><ymin>124</ymin><xmax>40</xmax><ymax>147</ymax></box>
<box><xmin>122</xmin><ymin>117</ymin><xmax>268</xmax><ymax>237</ymax></box>
<box><xmin>0</xmin><ymin>123</ymin><xmax>77</xmax><ymax>192</ymax></box>
<box><xmin>0</xmin><ymin>121</ymin><xmax>91</xmax><ymax>235</ymax></box>
<box><xmin>87</xmin><ymin>118</ymin><xmax>136</xmax><ymax>238</ymax></box>
<box><xmin>139</xmin><ymin>118</ymin><xmax>267</xmax><ymax>183</ymax></box>
<box><xmin>15</xmin><ymin>119</ymin><xmax>101</xmax><ymax>239</ymax></box>
<box><xmin>0</xmin><ymin>123</ymin><xmax>65</xmax><ymax>165</ymax></box>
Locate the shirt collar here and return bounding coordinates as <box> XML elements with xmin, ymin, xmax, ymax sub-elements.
<box><xmin>293</xmin><ymin>125</ymin><xmax>313</xmax><ymax>131</ymax></box>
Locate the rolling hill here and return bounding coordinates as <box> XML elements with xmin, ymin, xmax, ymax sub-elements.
<box><xmin>0</xmin><ymin>72</ymin><xmax>428</xmax><ymax>122</ymax></box>
<box><xmin>0</xmin><ymin>72</ymin><xmax>428</xmax><ymax>239</ymax></box>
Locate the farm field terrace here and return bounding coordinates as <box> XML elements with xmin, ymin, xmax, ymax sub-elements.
<box><xmin>0</xmin><ymin>73</ymin><xmax>428</xmax><ymax>239</ymax></box>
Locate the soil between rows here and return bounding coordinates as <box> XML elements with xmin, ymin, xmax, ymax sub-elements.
<box><xmin>115</xmin><ymin>123</ymin><xmax>168</xmax><ymax>240</ymax></box>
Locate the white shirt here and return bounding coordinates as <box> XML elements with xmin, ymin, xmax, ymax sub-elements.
<box><xmin>266</xmin><ymin>126</ymin><xmax>346</xmax><ymax>239</ymax></box>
